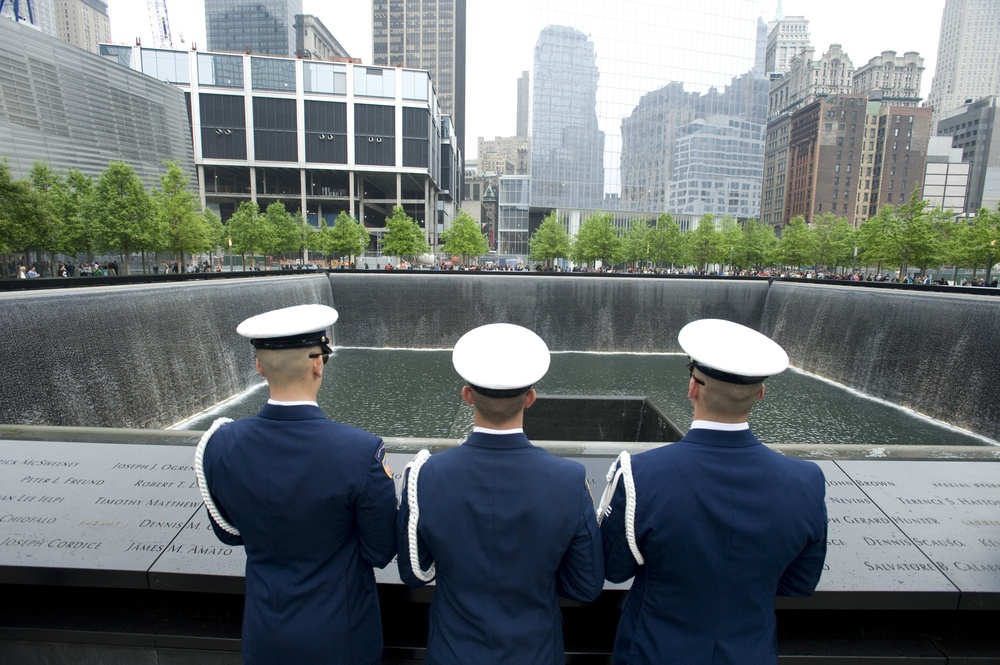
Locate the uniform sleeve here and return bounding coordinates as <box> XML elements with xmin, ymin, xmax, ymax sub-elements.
<box><xmin>355</xmin><ymin>439</ymin><xmax>398</xmax><ymax>569</ymax></box>
<box><xmin>201</xmin><ymin>441</ymin><xmax>243</xmax><ymax>547</ymax></box>
<box><xmin>777</xmin><ymin>470</ymin><xmax>828</xmax><ymax>596</ymax></box>
<box><xmin>600</xmin><ymin>472</ymin><xmax>639</xmax><ymax>583</ymax></box>
<box><xmin>206</xmin><ymin>498</ymin><xmax>243</xmax><ymax>546</ymax></box>
<box><xmin>556</xmin><ymin>480</ymin><xmax>604</xmax><ymax>602</ymax></box>
<box><xmin>395</xmin><ymin>469</ymin><xmax>435</xmax><ymax>587</ymax></box>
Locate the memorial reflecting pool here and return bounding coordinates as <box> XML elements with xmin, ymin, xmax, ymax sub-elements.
<box><xmin>175</xmin><ymin>350</ymin><xmax>995</xmax><ymax>448</ymax></box>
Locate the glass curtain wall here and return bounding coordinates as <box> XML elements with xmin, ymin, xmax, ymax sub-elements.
<box><xmin>528</xmin><ymin>0</ymin><xmax>765</xmax><ymax>217</ymax></box>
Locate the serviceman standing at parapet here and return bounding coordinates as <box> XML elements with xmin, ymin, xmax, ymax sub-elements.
<box><xmin>397</xmin><ymin>323</ymin><xmax>604</xmax><ymax>664</ymax></box>
<box><xmin>598</xmin><ymin>318</ymin><xmax>827</xmax><ymax>665</ymax></box>
<box><xmin>194</xmin><ymin>304</ymin><xmax>397</xmax><ymax>665</ymax></box>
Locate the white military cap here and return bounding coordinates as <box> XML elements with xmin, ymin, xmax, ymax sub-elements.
<box><xmin>452</xmin><ymin>323</ymin><xmax>550</xmax><ymax>397</ymax></box>
<box><xmin>678</xmin><ymin>318</ymin><xmax>788</xmax><ymax>385</ymax></box>
<box><xmin>236</xmin><ymin>304</ymin><xmax>338</xmax><ymax>353</ymax></box>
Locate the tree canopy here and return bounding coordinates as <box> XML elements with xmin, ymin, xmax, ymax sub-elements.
<box><xmin>441</xmin><ymin>210</ymin><xmax>489</xmax><ymax>265</ymax></box>
<box><xmin>571</xmin><ymin>212</ymin><xmax>622</xmax><ymax>267</ymax></box>
<box><xmin>528</xmin><ymin>211</ymin><xmax>571</xmax><ymax>267</ymax></box>
<box><xmin>381</xmin><ymin>205</ymin><xmax>429</xmax><ymax>261</ymax></box>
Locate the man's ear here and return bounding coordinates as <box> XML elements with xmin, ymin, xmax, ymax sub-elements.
<box><xmin>757</xmin><ymin>383</ymin><xmax>766</xmax><ymax>401</ymax></box>
<box><xmin>461</xmin><ymin>384</ymin><xmax>475</xmax><ymax>406</ymax></box>
<box><xmin>255</xmin><ymin>357</ymin><xmax>264</xmax><ymax>378</ymax></box>
<box><xmin>523</xmin><ymin>388</ymin><xmax>537</xmax><ymax>409</ymax></box>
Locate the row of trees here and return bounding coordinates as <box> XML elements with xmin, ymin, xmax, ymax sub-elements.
<box><xmin>0</xmin><ymin>158</ymin><xmax>489</xmax><ymax>275</ymax></box>
<box><xmin>4</xmin><ymin>157</ymin><xmax>998</xmax><ymax>280</ymax></box>
<box><xmin>529</xmin><ymin>192</ymin><xmax>1000</xmax><ymax>282</ymax></box>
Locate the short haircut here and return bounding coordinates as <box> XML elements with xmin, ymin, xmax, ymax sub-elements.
<box><xmin>256</xmin><ymin>347</ymin><xmax>319</xmax><ymax>385</ymax></box>
<box><xmin>699</xmin><ymin>375</ymin><xmax>762</xmax><ymax>419</ymax></box>
<box><xmin>469</xmin><ymin>389</ymin><xmax>528</xmax><ymax>423</ymax></box>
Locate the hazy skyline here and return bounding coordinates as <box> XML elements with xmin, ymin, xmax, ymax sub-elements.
<box><xmin>107</xmin><ymin>0</ymin><xmax>946</xmax><ymax>159</ymax></box>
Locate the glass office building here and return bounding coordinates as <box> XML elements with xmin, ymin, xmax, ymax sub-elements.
<box><xmin>99</xmin><ymin>43</ymin><xmax>459</xmax><ymax>253</ymax></box>
<box><xmin>524</xmin><ymin>0</ymin><xmax>764</xmax><ymax>225</ymax></box>
<box><xmin>205</xmin><ymin>0</ymin><xmax>302</xmax><ymax>57</ymax></box>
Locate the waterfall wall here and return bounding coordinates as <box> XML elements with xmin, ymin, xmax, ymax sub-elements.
<box><xmin>328</xmin><ymin>273</ymin><xmax>770</xmax><ymax>352</ymax></box>
<box><xmin>0</xmin><ymin>275</ymin><xmax>333</xmax><ymax>429</ymax></box>
<box><xmin>2</xmin><ymin>273</ymin><xmax>998</xmax><ymax>440</ymax></box>
<box><xmin>761</xmin><ymin>282</ymin><xmax>1000</xmax><ymax>441</ymax></box>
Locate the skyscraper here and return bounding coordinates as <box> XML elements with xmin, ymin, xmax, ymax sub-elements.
<box><xmin>372</xmin><ymin>0</ymin><xmax>467</xmax><ymax>156</ymax></box>
<box><xmin>530</xmin><ymin>25</ymin><xmax>604</xmax><ymax>210</ymax></box>
<box><xmin>54</xmin><ymin>0</ymin><xmax>110</xmax><ymax>54</ymax></box>
<box><xmin>205</xmin><ymin>0</ymin><xmax>302</xmax><ymax>56</ymax></box>
<box><xmin>926</xmin><ymin>0</ymin><xmax>1000</xmax><ymax>127</ymax></box>
<box><xmin>517</xmin><ymin>70</ymin><xmax>529</xmax><ymax>140</ymax></box>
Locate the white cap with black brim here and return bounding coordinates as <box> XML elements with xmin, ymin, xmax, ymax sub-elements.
<box><xmin>452</xmin><ymin>323</ymin><xmax>550</xmax><ymax>397</ymax></box>
<box><xmin>678</xmin><ymin>318</ymin><xmax>788</xmax><ymax>385</ymax></box>
<box><xmin>236</xmin><ymin>304</ymin><xmax>339</xmax><ymax>355</ymax></box>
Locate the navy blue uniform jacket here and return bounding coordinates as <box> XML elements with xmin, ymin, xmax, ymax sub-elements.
<box><xmin>397</xmin><ymin>431</ymin><xmax>605</xmax><ymax>665</ymax></box>
<box><xmin>202</xmin><ymin>403</ymin><xmax>397</xmax><ymax>665</ymax></box>
<box><xmin>601</xmin><ymin>428</ymin><xmax>827</xmax><ymax>665</ymax></box>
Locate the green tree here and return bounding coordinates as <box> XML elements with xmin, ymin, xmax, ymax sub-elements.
<box><xmin>263</xmin><ymin>201</ymin><xmax>303</xmax><ymax>257</ymax></box>
<box><xmin>54</xmin><ymin>169</ymin><xmax>99</xmax><ymax>264</ymax></box>
<box><xmin>812</xmin><ymin>213</ymin><xmax>855</xmax><ymax>274</ymax></box>
<box><xmin>441</xmin><ymin>210</ymin><xmax>489</xmax><ymax>265</ymax></box>
<box><xmin>381</xmin><ymin>205</ymin><xmax>429</xmax><ymax>263</ymax></box>
<box><xmin>321</xmin><ymin>211</ymin><xmax>370</xmax><ymax>265</ymax></box>
<box><xmin>227</xmin><ymin>201</ymin><xmax>270</xmax><ymax>267</ymax></box>
<box><xmin>648</xmin><ymin>213</ymin><xmax>684</xmax><ymax>269</ymax></box>
<box><xmin>154</xmin><ymin>161</ymin><xmax>209</xmax><ymax>273</ymax></box>
<box><xmin>529</xmin><ymin>211</ymin><xmax>571</xmax><ymax>268</ymax></box>
<box><xmin>717</xmin><ymin>215</ymin><xmax>742</xmax><ymax>272</ymax></box>
<box><xmin>775</xmin><ymin>216</ymin><xmax>818</xmax><ymax>269</ymax></box>
<box><xmin>687</xmin><ymin>214</ymin><xmax>720</xmax><ymax>271</ymax></box>
<box><xmin>202</xmin><ymin>209</ymin><xmax>226</xmax><ymax>270</ymax></box>
<box><xmin>27</xmin><ymin>162</ymin><xmax>63</xmax><ymax>273</ymax></box>
<box><xmin>0</xmin><ymin>160</ymin><xmax>43</xmax><ymax>274</ymax></box>
<box><xmin>735</xmin><ymin>219</ymin><xmax>777</xmax><ymax>271</ymax></box>
<box><xmin>879</xmin><ymin>191</ymin><xmax>942</xmax><ymax>279</ymax></box>
<box><xmin>856</xmin><ymin>207</ymin><xmax>894</xmax><ymax>274</ymax></box>
<box><xmin>620</xmin><ymin>218</ymin><xmax>653</xmax><ymax>269</ymax></box>
<box><xmin>961</xmin><ymin>207</ymin><xmax>1000</xmax><ymax>283</ymax></box>
<box><xmin>87</xmin><ymin>161</ymin><xmax>155</xmax><ymax>275</ymax></box>
<box><xmin>571</xmin><ymin>212</ymin><xmax>622</xmax><ymax>267</ymax></box>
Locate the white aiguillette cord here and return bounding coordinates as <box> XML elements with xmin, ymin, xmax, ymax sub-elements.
<box><xmin>596</xmin><ymin>451</ymin><xmax>644</xmax><ymax>565</ymax></box>
<box><xmin>193</xmin><ymin>417</ymin><xmax>240</xmax><ymax>537</ymax></box>
<box><xmin>404</xmin><ymin>449</ymin><xmax>436</xmax><ymax>582</ymax></box>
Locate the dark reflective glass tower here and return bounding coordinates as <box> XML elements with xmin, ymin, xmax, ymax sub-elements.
<box><xmin>205</xmin><ymin>0</ymin><xmax>302</xmax><ymax>56</ymax></box>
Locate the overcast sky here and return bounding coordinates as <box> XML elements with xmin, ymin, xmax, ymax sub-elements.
<box><xmin>107</xmin><ymin>0</ymin><xmax>946</xmax><ymax>159</ymax></box>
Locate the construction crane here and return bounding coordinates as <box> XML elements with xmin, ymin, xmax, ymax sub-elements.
<box><xmin>0</xmin><ymin>0</ymin><xmax>35</xmax><ymax>25</ymax></box>
<box><xmin>147</xmin><ymin>0</ymin><xmax>173</xmax><ymax>48</ymax></box>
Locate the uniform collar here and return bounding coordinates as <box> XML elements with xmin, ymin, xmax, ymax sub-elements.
<box><xmin>690</xmin><ymin>419</ymin><xmax>749</xmax><ymax>431</ymax></box>
<box><xmin>683</xmin><ymin>427</ymin><xmax>760</xmax><ymax>447</ymax></box>
<box><xmin>464</xmin><ymin>430</ymin><xmax>533</xmax><ymax>449</ymax></box>
<box><xmin>258</xmin><ymin>402</ymin><xmax>324</xmax><ymax>420</ymax></box>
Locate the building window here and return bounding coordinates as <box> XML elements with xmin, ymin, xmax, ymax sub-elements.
<box><xmin>355</xmin><ymin>104</ymin><xmax>395</xmax><ymax>166</ymax></box>
<box><xmin>355</xmin><ymin>67</ymin><xmax>395</xmax><ymax>98</ymax></box>
<box><xmin>402</xmin><ymin>107</ymin><xmax>430</xmax><ymax>168</ymax></box>
<box><xmin>253</xmin><ymin>97</ymin><xmax>297</xmax><ymax>162</ymax></box>
<box><xmin>305</xmin><ymin>100</ymin><xmax>347</xmax><ymax>163</ymax></box>
<box><xmin>251</xmin><ymin>57</ymin><xmax>295</xmax><ymax>92</ymax></box>
<box><xmin>200</xmin><ymin>94</ymin><xmax>247</xmax><ymax>160</ymax></box>
<box><xmin>304</xmin><ymin>62</ymin><xmax>347</xmax><ymax>95</ymax></box>
<box><xmin>198</xmin><ymin>53</ymin><xmax>243</xmax><ymax>88</ymax></box>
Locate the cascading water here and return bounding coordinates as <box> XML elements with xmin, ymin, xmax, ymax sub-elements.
<box><xmin>762</xmin><ymin>282</ymin><xmax>1000</xmax><ymax>441</ymax></box>
<box><xmin>0</xmin><ymin>275</ymin><xmax>334</xmax><ymax>429</ymax></box>
<box><xmin>2</xmin><ymin>273</ymin><xmax>998</xmax><ymax>442</ymax></box>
